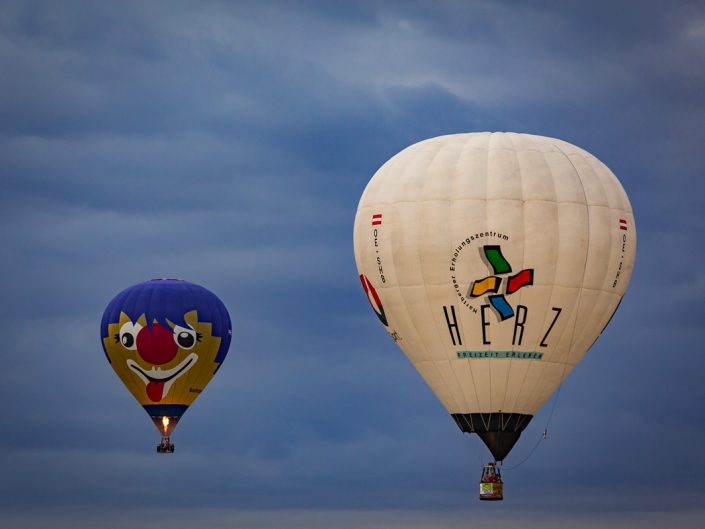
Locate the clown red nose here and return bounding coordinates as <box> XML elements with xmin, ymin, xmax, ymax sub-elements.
<box><xmin>136</xmin><ymin>323</ymin><xmax>178</xmax><ymax>365</ymax></box>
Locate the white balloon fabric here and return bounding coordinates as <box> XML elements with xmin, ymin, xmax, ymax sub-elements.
<box><xmin>353</xmin><ymin>132</ymin><xmax>636</xmax><ymax>461</ymax></box>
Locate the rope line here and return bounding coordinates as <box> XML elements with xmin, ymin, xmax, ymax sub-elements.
<box><xmin>501</xmin><ymin>381</ymin><xmax>563</xmax><ymax>471</ymax></box>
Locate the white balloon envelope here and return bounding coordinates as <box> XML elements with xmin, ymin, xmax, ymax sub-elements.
<box><xmin>353</xmin><ymin>132</ymin><xmax>636</xmax><ymax>461</ymax></box>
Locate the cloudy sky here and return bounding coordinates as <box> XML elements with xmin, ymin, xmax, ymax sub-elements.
<box><xmin>1</xmin><ymin>1</ymin><xmax>704</xmax><ymax>527</ymax></box>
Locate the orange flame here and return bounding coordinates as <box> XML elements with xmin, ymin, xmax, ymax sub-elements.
<box><xmin>162</xmin><ymin>416</ymin><xmax>170</xmax><ymax>433</ymax></box>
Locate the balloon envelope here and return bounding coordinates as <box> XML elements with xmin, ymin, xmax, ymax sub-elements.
<box><xmin>101</xmin><ymin>279</ymin><xmax>232</xmax><ymax>436</ymax></box>
<box><xmin>353</xmin><ymin>133</ymin><xmax>636</xmax><ymax>461</ymax></box>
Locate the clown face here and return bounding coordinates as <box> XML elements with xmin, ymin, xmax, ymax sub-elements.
<box><xmin>103</xmin><ymin>309</ymin><xmax>222</xmax><ymax>406</ymax></box>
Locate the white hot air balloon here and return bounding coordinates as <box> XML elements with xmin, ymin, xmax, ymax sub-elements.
<box><xmin>353</xmin><ymin>133</ymin><xmax>636</xmax><ymax>472</ymax></box>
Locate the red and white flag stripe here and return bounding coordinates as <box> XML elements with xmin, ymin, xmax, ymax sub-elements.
<box><xmin>619</xmin><ymin>219</ymin><xmax>628</xmax><ymax>231</ymax></box>
<box><xmin>372</xmin><ymin>213</ymin><xmax>382</xmax><ymax>226</ymax></box>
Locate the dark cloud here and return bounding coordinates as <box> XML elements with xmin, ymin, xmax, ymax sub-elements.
<box><xmin>1</xmin><ymin>0</ymin><xmax>704</xmax><ymax>526</ymax></box>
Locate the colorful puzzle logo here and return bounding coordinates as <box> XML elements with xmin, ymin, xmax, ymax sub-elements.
<box><xmin>468</xmin><ymin>245</ymin><xmax>534</xmax><ymax>321</ymax></box>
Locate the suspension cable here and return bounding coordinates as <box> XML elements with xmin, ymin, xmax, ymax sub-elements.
<box><xmin>501</xmin><ymin>381</ymin><xmax>563</xmax><ymax>471</ymax></box>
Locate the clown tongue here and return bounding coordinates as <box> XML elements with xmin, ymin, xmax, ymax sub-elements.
<box><xmin>147</xmin><ymin>380</ymin><xmax>165</xmax><ymax>402</ymax></box>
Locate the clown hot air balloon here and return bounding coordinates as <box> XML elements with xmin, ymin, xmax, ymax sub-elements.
<box><xmin>353</xmin><ymin>133</ymin><xmax>636</xmax><ymax>499</ymax></box>
<box><xmin>101</xmin><ymin>279</ymin><xmax>231</xmax><ymax>453</ymax></box>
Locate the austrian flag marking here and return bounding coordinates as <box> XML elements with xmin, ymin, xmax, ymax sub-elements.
<box><xmin>372</xmin><ymin>214</ymin><xmax>382</xmax><ymax>226</ymax></box>
<box><xmin>619</xmin><ymin>219</ymin><xmax>628</xmax><ymax>231</ymax></box>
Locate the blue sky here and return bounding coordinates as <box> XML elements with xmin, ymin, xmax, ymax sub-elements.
<box><xmin>1</xmin><ymin>1</ymin><xmax>704</xmax><ymax>527</ymax></box>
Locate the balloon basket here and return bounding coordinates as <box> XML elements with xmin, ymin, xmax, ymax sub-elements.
<box><xmin>479</xmin><ymin>463</ymin><xmax>503</xmax><ymax>501</ymax></box>
<box><xmin>156</xmin><ymin>436</ymin><xmax>174</xmax><ymax>453</ymax></box>
<box><xmin>479</xmin><ymin>482</ymin><xmax>503</xmax><ymax>501</ymax></box>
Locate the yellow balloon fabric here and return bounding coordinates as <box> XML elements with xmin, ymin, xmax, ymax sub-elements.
<box><xmin>101</xmin><ymin>279</ymin><xmax>231</xmax><ymax>436</ymax></box>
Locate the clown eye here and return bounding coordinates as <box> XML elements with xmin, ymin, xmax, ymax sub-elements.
<box><xmin>173</xmin><ymin>325</ymin><xmax>197</xmax><ymax>349</ymax></box>
<box><xmin>119</xmin><ymin>321</ymin><xmax>143</xmax><ymax>351</ymax></box>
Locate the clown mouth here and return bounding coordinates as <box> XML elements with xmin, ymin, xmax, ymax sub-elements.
<box><xmin>127</xmin><ymin>353</ymin><xmax>198</xmax><ymax>402</ymax></box>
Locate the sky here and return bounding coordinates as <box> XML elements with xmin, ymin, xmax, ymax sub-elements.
<box><xmin>1</xmin><ymin>0</ymin><xmax>704</xmax><ymax>527</ymax></box>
